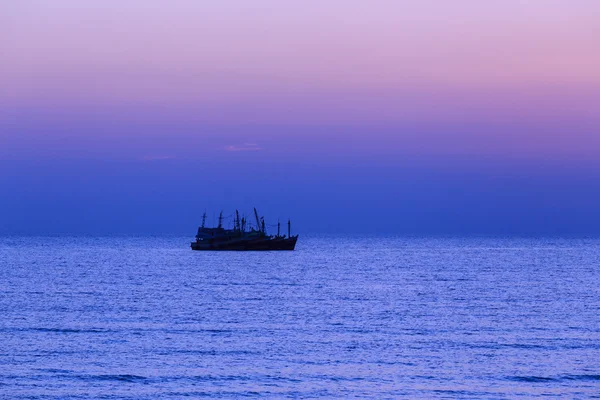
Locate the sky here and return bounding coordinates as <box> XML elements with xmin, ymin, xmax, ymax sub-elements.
<box><xmin>1</xmin><ymin>0</ymin><xmax>600</xmax><ymax>235</ymax></box>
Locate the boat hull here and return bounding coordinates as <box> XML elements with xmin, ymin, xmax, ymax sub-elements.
<box><xmin>191</xmin><ymin>236</ymin><xmax>297</xmax><ymax>251</ymax></box>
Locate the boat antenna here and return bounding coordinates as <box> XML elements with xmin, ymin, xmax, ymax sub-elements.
<box><xmin>201</xmin><ymin>211</ymin><xmax>207</xmax><ymax>228</ymax></box>
<box><xmin>277</xmin><ymin>219</ymin><xmax>281</xmax><ymax>237</ymax></box>
<box><xmin>288</xmin><ymin>219</ymin><xmax>291</xmax><ymax>238</ymax></box>
<box><xmin>218</xmin><ymin>211</ymin><xmax>223</xmax><ymax>229</ymax></box>
<box><xmin>261</xmin><ymin>217</ymin><xmax>266</xmax><ymax>235</ymax></box>
<box><xmin>253</xmin><ymin>208</ymin><xmax>261</xmax><ymax>232</ymax></box>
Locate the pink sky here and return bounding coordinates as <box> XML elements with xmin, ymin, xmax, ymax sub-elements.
<box><xmin>1</xmin><ymin>0</ymin><xmax>599</xmax><ymax>161</ymax></box>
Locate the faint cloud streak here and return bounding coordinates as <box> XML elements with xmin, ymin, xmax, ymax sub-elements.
<box><xmin>225</xmin><ymin>143</ymin><xmax>262</xmax><ymax>152</ymax></box>
<box><xmin>138</xmin><ymin>155</ymin><xmax>176</xmax><ymax>161</ymax></box>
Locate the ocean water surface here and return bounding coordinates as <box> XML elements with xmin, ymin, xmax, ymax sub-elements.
<box><xmin>0</xmin><ymin>236</ymin><xmax>599</xmax><ymax>398</ymax></box>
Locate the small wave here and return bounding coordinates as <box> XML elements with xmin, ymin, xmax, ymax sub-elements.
<box><xmin>36</xmin><ymin>368</ymin><xmax>74</xmax><ymax>374</ymax></box>
<box><xmin>187</xmin><ymin>374</ymin><xmax>302</xmax><ymax>384</ymax></box>
<box><xmin>500</xmin><ymin>343</ymin><xmax>548</xmax><ymax>349</ymax></box>
<box><xmin>93</xmin><ymin>374</ymin><xmax>148</xmax><ymax>383</ymax></box>
<box><xmin>328</xmin><ymin>376</ymin><xmax>367</xmax><ymax>382</ymax></box>
<box><xmin>165</xmin><ymin>329</ymin><xmax>233</xmax><ymax>334</ymax></box>
<box><xmin>172</xmin><ymin>349</ymin><xmax>256</xmax><ymax>356</ymax></box>
<box><xmin>31</xmin><ymin>327</ymin><xmax>109</xmax><ymax>334</ymax></box>
<box><xmin>165</xmin><ymin>390</ymin><xmax>262</xmax><ymax>398</ymax></box>
<box><xmin>190</xmin><ymin>375</ymin><xmax>253</xmax><ymax>382</ymax></box>
<box><xmin>508</xmin><ymin>374</ymin><xmax>600</xmax><ymax>383</ymax></box>
<box><xmin>507</xmin><ymin>376</ymin><xmax>556</xmax><ymax>382</ymax></box>
<box><xmin>432</xmin><ymin>389</ymin><xmax>478</xmax><ymax>396</ymax></box>
<box><xmin>563</xmin><ymin>374</ymin><xmax>600</xmax><ymax>381</ymax></box>
<box><xmin>161</xmin><ymin>391</ymin><xmax>212</xmax><ymax>397</ymax></box>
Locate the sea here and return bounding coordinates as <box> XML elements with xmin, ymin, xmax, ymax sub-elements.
<box><xmin>1</xmin><ymin>236</ymin><xmax>599</xmax><ymax>399</ymax></box>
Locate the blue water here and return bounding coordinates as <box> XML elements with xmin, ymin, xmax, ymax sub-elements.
<box><xmin>1</xmin><ymin>236</ymin><xmax>599</xmax><ymax>398</ymax></box>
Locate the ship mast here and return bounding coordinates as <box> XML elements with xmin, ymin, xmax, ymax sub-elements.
<box><xmin>235</xmin><ymin>210</ymin><xmax>240</xmax><ymax>232</ymax></box>
<box><xmin>253</xmin><ymin>208</ymin><xmax>261</xmax><ymax>232</ymax></box>
<box><xmin>218</xmin><ymin>211</ymin><xmax>223</xmax><ymax>229</ymax></box>
<box><xmin>277</xmin><ymin>220</ymin><xmax>280</xmax><ymax>237</ymax></box>
<box><xmin>201</xmin><ymin>211</ymin><xmax>207</xmax><ymax>228</ymax></box>
<box><xmin>288</xmin><ymin>219</ymin><xmax>291</xmax><ymax>238</ymax></box>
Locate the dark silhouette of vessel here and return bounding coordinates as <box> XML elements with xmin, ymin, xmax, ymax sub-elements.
<box><xmin>191</xmin><ymin>208</ymin><xmax>298</xmax><ymax>251</ymax></box>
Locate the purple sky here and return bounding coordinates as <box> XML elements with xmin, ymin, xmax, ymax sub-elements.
<box><xmin>1</xmin><ymin>1</ymin><xmax>600</xmax><ymax>234</ymax></box>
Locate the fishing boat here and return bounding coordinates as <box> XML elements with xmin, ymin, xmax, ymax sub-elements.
<box><xmin>191</xmin><ymin>208</ymin><xmax>298</xmax><ymax>251</ymax></box>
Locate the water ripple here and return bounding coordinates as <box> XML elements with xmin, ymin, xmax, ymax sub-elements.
<box><xmin>1</xmin><ymin>236</ymin><xmax>600</xmax><ymax>398</ymax></box>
